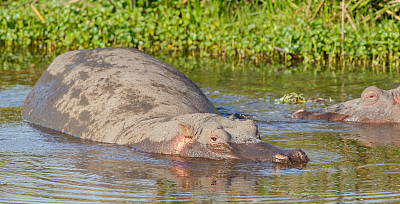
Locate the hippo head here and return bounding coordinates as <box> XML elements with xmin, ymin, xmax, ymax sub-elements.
<box><xmin>291</xmin><ymin>86</ymin><xmax>400</xmax><ymax>123</ymax></box>
<box><xmin>131</xmin><ymin>113</ymin><xmax>308</xmax><ymax>164</ymax></box>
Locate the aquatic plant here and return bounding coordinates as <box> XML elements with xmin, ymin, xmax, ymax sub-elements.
<box><xmin>279</xmin><ymin>93</ymin><xmax>307</xmax><ymax>104</ymax></box>
<box><xmin>1</xmin><ymin>0</ymin><xmax>399</xmax><ymax>69</ymax></box>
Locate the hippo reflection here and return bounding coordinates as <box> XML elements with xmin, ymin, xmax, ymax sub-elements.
<box><xmin>292</xmin><ymin>86</ymin><xmax>400</xmax><ymax>123</ymax></box>
<box><xmin>22</xmin><ymin>47</ymin><xmax>308</xmax><ymax>164</ymax></box>
<box><xmin>342</xmin><ymin>123</ymin><xmax>400</xmax><ymax>147</ymax></box>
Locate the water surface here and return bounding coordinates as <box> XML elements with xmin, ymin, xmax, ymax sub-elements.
<box><xmin>1</xmin><ymin>52</ymin><xmax>400</xmax><ymax>203</ymax></box>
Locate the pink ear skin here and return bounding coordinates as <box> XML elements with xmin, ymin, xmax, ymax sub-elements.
<box><xmin>393</xmin><ymin>89</ymin><xmax>400</xmax><ymax>105</ymax></box>
<box><xmin>173</xmin><ymin>122</ymin><xmax>195</xmax><ymax>155</ymax></box>
<box><xmin>178</xmin><ymin>122</ymin><xmax>194</xmax><ymax>139</ymax></box>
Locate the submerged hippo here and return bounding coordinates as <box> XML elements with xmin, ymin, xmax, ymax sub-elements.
<box><xmin>22</xmin><ymin>47</ymin><xmax>308</xmax><ymax>164</ymax></box>
<box><xmin>291</xmin><ymin>86</ymin><xmax>400</xmax><ymax>123</ymax></box>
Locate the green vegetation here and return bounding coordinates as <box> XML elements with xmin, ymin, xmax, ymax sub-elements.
<box><xmin>279</xmin><ymin>93</ymin><xmax>307</xmax><ymax>104</ymax></box>
<box><xmin>1</xmin><ymin>0</ymin><xmax>400</xmax><ymax>69</ymax></box>
<box><xmin>278</xmin><ymin>92</ymin><xmax>332</xmax><ymax>104</ymax></box>
<box><xmin>0</xmin><ymin>107</ymin><xmax>22</xmax><ymax>123</ymax></box>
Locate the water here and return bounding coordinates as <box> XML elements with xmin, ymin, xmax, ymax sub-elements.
<box><xmin>1</xmin><ymin>52</ymin><xmax>400</xmax><ymax>203</ymax></box>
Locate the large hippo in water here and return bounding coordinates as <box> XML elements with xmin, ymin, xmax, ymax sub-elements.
<box><xmin>22</xmin><ymin>47</ymin><xmax>308</xmax><ymax>164</ymax></box>
<box><xmin>291</xmin><ymin>86</ymin><xmax>400</xmax><ymax>123</ymax></box>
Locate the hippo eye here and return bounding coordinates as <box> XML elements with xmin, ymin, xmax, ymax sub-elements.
<box><xmin>211</xmin><ymin>136</ymin><xmax>217</xmax><ymax>141</ymax></box>
<box><xmin>362</xmin><ymin>91</ymin><xmax>379</xmax><ymax>105</ymax></box>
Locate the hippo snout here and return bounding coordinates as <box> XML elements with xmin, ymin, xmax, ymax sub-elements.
<box><xmin>291</xmin><ymin>109</ymin><xmax>349</xmax><ymax>122</ymax></box>
<box><xmin>290</xmin><ymin>109</ymin><xmax>309</xmax><ymax>119</ymax></box>
<box><xmin>230</xmin><ymin>142</ymin><xmax>309</xmax><ymax>164</ymax></box>
<box><xmin>271</xmin><ymin>148</ymin><xmax>309</xmax><ymax>163</ymax></box>
<box><xmin>287</xmin><ymin>148</ymin><xmax>309</xmax><ymax>163</ymax></box>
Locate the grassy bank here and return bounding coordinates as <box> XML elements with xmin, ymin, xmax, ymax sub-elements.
<box><xmin>1</xmin><ymin>0</ymin><xmax>399</xmax><ymax>69</ymax></box>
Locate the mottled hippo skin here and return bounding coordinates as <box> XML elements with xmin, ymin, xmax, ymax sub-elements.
<box><xmin>22</xmin><ymin>47</ymin><xmax>308</xmax><ymax>164</ymax></box>
<box><xmin>292</xmin><ymin>86</ymin><xmax>400</xmax><ymax>123</ymax></box>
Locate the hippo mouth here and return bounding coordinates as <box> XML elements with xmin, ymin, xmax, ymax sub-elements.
<box><xmin>208</xmin><ymin>142</ymin><xmax>234</xmax><ymax>152</ymax></box>
<box><xmin>291</xmin><ymin>109</ymin><xmax>350</xmax><ymax>122</ymax></box>
<box><xmin>229</xmin><ymin>142</ymin><xmax>309</xmax><ymax>164</ymax></box>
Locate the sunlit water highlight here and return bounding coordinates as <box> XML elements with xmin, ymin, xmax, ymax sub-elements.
<box><xmin>1</xmin><ymin>53</ymin><xmax>400</xmax><ymax>202</ymax></box>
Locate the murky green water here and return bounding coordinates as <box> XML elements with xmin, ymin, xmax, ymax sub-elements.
<box><xmin>1</xmin><ymin>52</ymin><xmax>400</xmax><ymax>203</ymax></box>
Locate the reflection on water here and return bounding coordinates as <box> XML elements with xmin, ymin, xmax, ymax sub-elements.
<box><xmin>341</xmin><ymin>123</ymin><xmax>400</xmax><ymax>147</ymax></box>
<box><xmin>1</xmin><ymin>53</ymin><xmax>400</xmax><ymax>202</ymax></box>
<box><xmin>1</xmin><ymin>122</ymin><xmax>301</xmax><ymax>203</ymax></box>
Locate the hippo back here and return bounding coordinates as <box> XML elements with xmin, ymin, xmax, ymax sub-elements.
<box><xmin>22</xmin><ymin>47</ymin><xmax>216</xmax><ymax>143</ymax></box>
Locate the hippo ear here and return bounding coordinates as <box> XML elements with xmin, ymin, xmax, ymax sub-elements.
<box><xmin>395</xmin><ymin>97</ymin><xmax>400</xmax><ymax>105</ymax></box>
<box><xmin>394</xmin><ymin>88</ymin><xmax>400</xmax><ymax>105</ymax></box>
<box><xmin>178</xmin><ymin>122</ymin><xmax>194</xmax><ymax>138</ymax></box>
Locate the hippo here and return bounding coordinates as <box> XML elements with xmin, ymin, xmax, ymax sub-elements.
<box><xmin>291</xmin><ymin>86</ymin><xmax>400</xmax><ymax>123</ymax></box>
<box><xmin>22</xmin><ymin>47</ymin><xmax>308</xmax><ymax>164</ymax></box>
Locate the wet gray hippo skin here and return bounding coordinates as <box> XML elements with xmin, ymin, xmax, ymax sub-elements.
<box><xmin>22</xmin><ymin>47</ymin><xmax>308</xmax><ymax>164</ymax></box>
<box><xmin>291</xmin><ymin>86</ymin><xmax>400</xmax><ymax>123</ymax></box>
